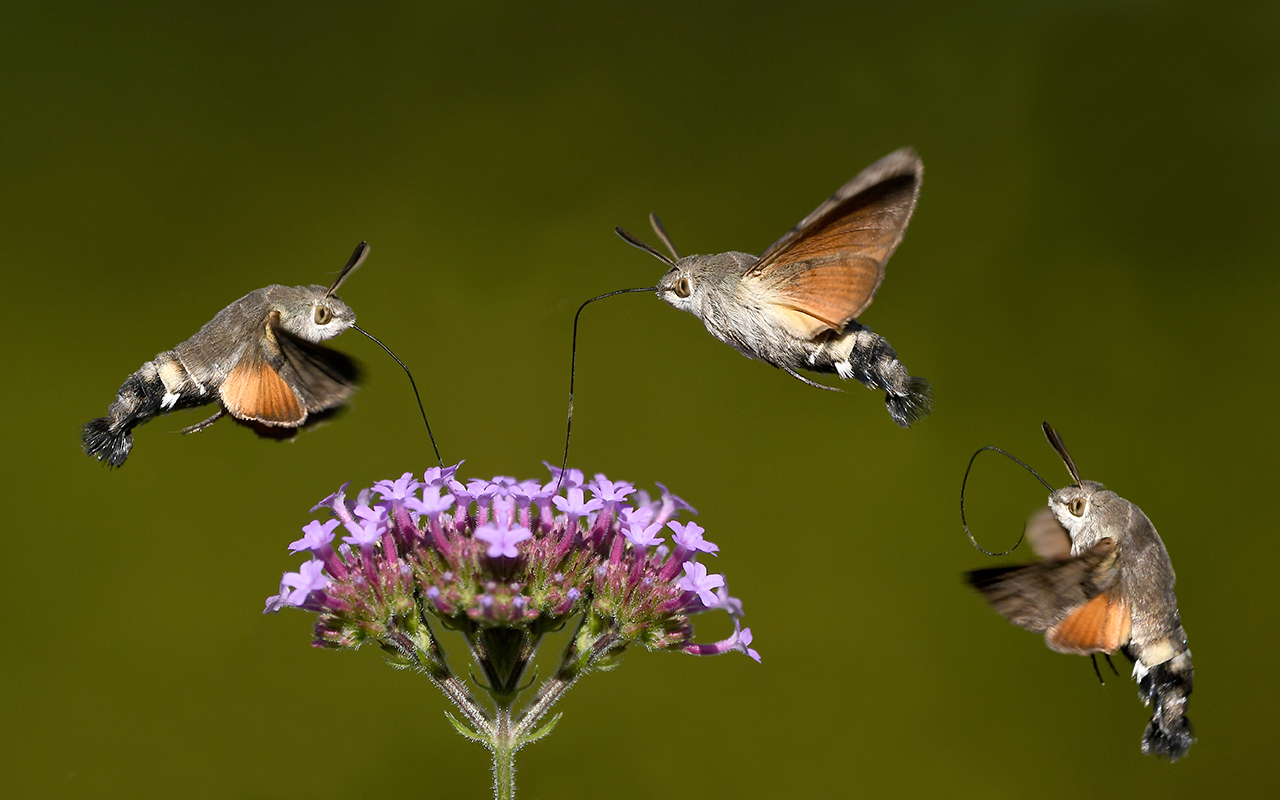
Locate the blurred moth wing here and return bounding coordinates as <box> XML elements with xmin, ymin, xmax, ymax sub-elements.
<box><xmin>967</xmin><ymin>538</ymin><xmax>1116</xmax><ymax>634</ymax></box>
<box><xmin>1024</xmin><ymin>505</ymin><xmax>1072</xmax><ymax>561</ymax></box>
<box><xmin>217</xmin><ymin>310</ymin><xmax>359</xmax><ymax>426</ymax></box>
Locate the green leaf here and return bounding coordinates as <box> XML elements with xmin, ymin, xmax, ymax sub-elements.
<box><xmin>444</xmin><ymin>711</ymin><xmax>487</xmax><ymax>743</ymax></box>
<box><xmin>518</xmin><ymin>712</ymin><xmax>562</xmax><ymax>747</ymax></box>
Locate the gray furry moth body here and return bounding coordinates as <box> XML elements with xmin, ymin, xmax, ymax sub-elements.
<box><xmin>968</xmin><ymin>422</ymin><xmax>1195</xmax><ymax>760</ymax></box>
<box><xmin>617</xmin><ymin>148</ymin><xmax>931</xmax><ymax>426</ymax></box>
<box><xmin>82</xmin><ymin>243</ymin><xmax>368</xmax><ymax>466</ymax></box>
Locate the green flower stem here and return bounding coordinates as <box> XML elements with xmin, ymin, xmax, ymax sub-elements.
<box><xmin>490</xmin><ymin>708</ymin><xmax>516</xmax><ymax>800</ymax></box>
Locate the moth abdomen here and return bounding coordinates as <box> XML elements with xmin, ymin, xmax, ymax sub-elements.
<box><xmin>82</xmin><ymin>363</ymin><xmax>169</xmax><ymax>467</ymax></box>
<box><xmin>809</xmin><ymin>325</ymin><xmax>932</xmax><ymax>427</ymax></box>
<box><xmin>1132</xmin><ymin>648</ymin><xmax>1195</xmax><ymax>760</ymax></box>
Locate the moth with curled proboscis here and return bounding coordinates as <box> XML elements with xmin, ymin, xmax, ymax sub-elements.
<box><xmin>962</xmin><ymin>422</ymin><xmax>1195</xmax><ymax>760</ymax></box>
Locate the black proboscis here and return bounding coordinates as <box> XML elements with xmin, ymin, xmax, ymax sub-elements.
<box><xmin>352</xmin><ymin>324</ymin><xmax>443</xmax><ymax>467</ymax></box>
<box><xmin>556</xmin><ymin>286</ymin><xmax>656</xmax><ymax>491</ymax></box>
<box><xmin>960</xmin><ymin>445</ymin><xmax>1055</xmax><ymax>556</ymax></box>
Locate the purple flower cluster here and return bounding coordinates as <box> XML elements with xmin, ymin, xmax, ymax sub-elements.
<box><xmin>267</xmin><ymin>462</ymin><xmax>758</xmax><ymax>662</ymax></box>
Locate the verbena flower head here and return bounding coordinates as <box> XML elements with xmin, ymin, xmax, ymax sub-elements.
<box><xmin>267</xmin><ymin>463</ymin><xmax>753</xmax><ymax>659</ymax></box>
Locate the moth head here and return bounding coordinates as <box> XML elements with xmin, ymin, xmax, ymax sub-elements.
<box><xmin>1048</xmin><ymin>480</ymin><xmax>1109</xmax><ymax>538</ymax></box>
<box><xmin>278</xmin><ymin>241</ymin><xmax>368</xmax><ymax>342</ymax></box>
<box><xmin>279</xmin><ymin>288</ymin><xmax>357</xmax><ymax>342</ymax></box>
<box><xmin>615</xmin><ymin>215</ymin><xmax>706</xmax><ymax>315</ymax></box>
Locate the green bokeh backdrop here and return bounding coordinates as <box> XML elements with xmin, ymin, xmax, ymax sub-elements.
<box><xmin>3</xmin><ymin>2</ymin><xmax>1278</xmax><ymax>797</ymax></box>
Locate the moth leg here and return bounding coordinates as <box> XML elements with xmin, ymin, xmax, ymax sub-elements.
<box><xmin>1090</xmin><ymin>654</ymin><xmax>1107</xmax><ymax>685</ymax></box>
<box><xmin>1103</xmin><ymin>653</ymin><xmax>1119</xmax><ymax>676</ymax></box>
<box><xmin>781</xmin><ymin>365</ymin><xmax>843</xmax><ymax>393</ymax></box>
<box><xmin>180</xmin><ymin>407</ymin><xmax>227</xmax><ymax>435</ymax></box>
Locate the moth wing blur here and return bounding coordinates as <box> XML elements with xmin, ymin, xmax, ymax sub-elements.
<box><xmin>218</xmin><ymin>347</ymin><xmax>308</xmax><ymax>426</ymax></box>
<box><xmin>1046</xmin><ymin>590</ymin><xmax>1132</xmax><ymax>655</ymax></box>
<box><xmin>967</xmin><ymin>539</ymin><xmax>1120</xmax><ymax>634</ymax></box>
<box><xmin>1025</xmin><ymin>506</ymin><xmax>1072</xmax><ymax>560</ymax></box>
<box><xmin>274</xmin><ymin>327</ymin><xmax>360</xmax><ymax>413</ymax></box>
<box><xmin>747</xmin><ymin>148</ymin><xmax>922</xmax><ymax>333</ymax></box>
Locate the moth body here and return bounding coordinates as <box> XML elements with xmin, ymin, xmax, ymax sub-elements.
<box><xmin>83</xmin><ymin>245</ymin><xmax>367</xmax><ymax>467</ymax></box>
<box><xmin>624</xmin><ymin>148</ymin><xmax>931</xmax><ymax>426</ymax></box>
<box><xmin>657</xmin><ymin>250</ymin><xmax>929</xmax><ymax>425</ymax></box>
<box><xmin>967</xmin><ymin>424</ymin><xmax>1194</xmax><ymax>760</ymax></box>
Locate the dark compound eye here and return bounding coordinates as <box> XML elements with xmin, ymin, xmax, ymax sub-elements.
<box><xmin>1068</xmin><ymin>497</ymin><xmax>1087</xmax><ymax>517</ymax></box>
<box><xmin>314</xmin><ymin>305</ymin><xmax>333</xmax><ymax>325</ymax></box>
<box><xmin>675</xmin><ymin>276</ymin><xmax>692</xmax><ymax>298</ymax></box>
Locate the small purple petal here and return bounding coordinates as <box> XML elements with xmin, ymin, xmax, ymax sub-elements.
<box><xmin>737</xmin><ymin>627</ymin><xmax>761</xmax><ymax>663</ymax></box>
<box><xmin>281</xmin><ymin>560</ymin><xmax>329</xmax><ymax>605</ymax></box>
<box><xmin>342</xmin><ymin>519</ymin><xmax>383</xmax><ymax>548</ymax></box>
<box><xmin>552</xmin><ymin>487</ymin><xmax>605</xmax><ymax>517</ymax></box>
<box><xmin>373</xmin><ymin>472</ymin><xmax>422</xmax><ymax>501</ymax></box>
<box><xmin>543</xmin><ymin>462</ymin><xmax>584</xmax><ymax>490</ymax></box>
<box><xmin>588</xmin><ymin>477</ymin><xmax>636</xmax><ymax>503</ymax></box>
<box><xmin>474</xmin><ymin>522</ymin><xmax>532</xmax><ymax>559</ymax></box>
<box><xmin>678</xmin><ymin>561</ymin><xmax>725</xmax><ymax>607</ymax></box>
<box><xmin>353</xmin><ymin>504</ymin><xmax>389</xmax><ymax>524</ymax></box>
<box><xmin>668</xmin><ymin>520</ymin><xmax>718</xmax><ymax>554</ymax></box>
<box><xmin>405</xmin><ymin>488</ymin><xmax>455</xmax><ymax>519</ymax></box>
<box><xmin>423</xmin><ymin>461</ymin><xmax>463</xmax><ymax>489</ymax></box>
<box><xmin>289</xmin><ymin>519</ymin><xmax>340</xmax><ymax>554</ymax></box>
<box><xmin>623</xmin><ymin>521</ymin><xmax>664</xmax><ymax>549</ymax></box>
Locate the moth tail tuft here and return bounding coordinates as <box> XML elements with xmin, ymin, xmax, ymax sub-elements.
<box><xmin>1137</xmin><ymin>654</ymin><xmax>1195</xmax><ymax>761</ymax></box>
<box><xmin>1142</xmin><ymin>713</ymin><xmax>1195</xmax><ymax>762</ymax></box>
<box><xmin>82</xmin><ymin>417</ymin><xmax>133</xmax><ymax>467</ymax></box>
<box><xmin>885</xmin><ymin>376</ymin><xmax>933</xmax><ymax>427</ymax></box>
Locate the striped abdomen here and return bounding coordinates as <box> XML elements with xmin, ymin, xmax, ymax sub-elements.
<box><xmin>82</xmin><ymin>351</ymin><xmax>211</xmax><ymax>466</ymax></box>
<box><xmin>807</xmin><ymin>323</ymin><xmax>932</xmax><ymax>427</ymax></box>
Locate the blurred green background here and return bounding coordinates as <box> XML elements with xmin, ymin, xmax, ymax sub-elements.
<box><xmin>3</xmin><ymin>1</ymin><xmax>1278</xmax><ymax>797</ymax></box>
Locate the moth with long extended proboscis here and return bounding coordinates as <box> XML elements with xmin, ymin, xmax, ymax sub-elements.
<box><xmin>553</xmin><ymin>149</ymin><xmax>934</xmax><ymax>486</ymax></box>
<box><xmin>82</xmin><ymin>242</ymin><xmax>445</xmax><ymax>468</ymax></box>
<box><xmin>963</xmin><ymin>422</ymin><xmax>1195</xmax><ymax>760</ymax></box>
<box><xmin>616</xmin><ymin>147</ymin><xmax>932</xmax><ymax>427</ymax></box>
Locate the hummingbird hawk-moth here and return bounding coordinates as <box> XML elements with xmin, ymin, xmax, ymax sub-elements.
<box><xmin>81</xmin><ymin>242</ymin><xmax>368</xmax><ymax>467</ymax></box>
<box><xmin>615</xmin><ymin>148</ymin><xmax>932</xmax><ymax>427</ymax></box>
<box><xmin>966</xmin><ymin>422</ymin><xmax>1195</xmax><ymax>760</ymax></box>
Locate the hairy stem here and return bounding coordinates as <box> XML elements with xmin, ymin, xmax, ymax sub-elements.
<box><xmin>491</xmin><ymin>707</ymin><xmax>516</xmax><ymax>800</ymax></box>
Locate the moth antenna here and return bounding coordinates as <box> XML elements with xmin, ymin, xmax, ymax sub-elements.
<box><xmin>1104</xmin><ymin>653</ymin><xmax>1119</xmax><ymax>676</ymax></box>
<box><xmin>351</xmin><ymin>325</ymin><xmax>444</xmax><ymax>467</ymax></box>
<box><xmin>960</xmin><ymin>445</ymin><xmax>1055</xmax><ymax>556</ymax></box>
<box><xmin>1042</xmin><ymin>421</ymin><xmax>1083</xmax><ymax>485</ymax></box>
<box><xmin>327</xmin><ymin>241</ymin><xmax>370</xmax><ymax>297</ymax></box>
<box><xmin>557</xmin><ymin>286</ymin><xmax>658</xmax><ymax>492</ymax></box>
<box><xmin>1091</xmin><ymin>654</ymin><xmax>1106</xmax><ymax>685</ymax></box>
<box><xmin>648</xmin><ymin>213</ymin><xmax>680</xmax><ymax>261</ymax></box>
<box><xmin>615</xmin><ymin>227</ymin><xmax>676</xmax><ymax>267</ymax></box>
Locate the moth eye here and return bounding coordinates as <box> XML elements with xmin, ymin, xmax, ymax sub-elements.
<box><xmin>675</xmin><ymin>276</ymin><xmax>692</xmax><ymax>298</ymax></box>
<box><xmin>314</xmin><ymin>305</ymin><xmax>333</xmax><ymax>325</ymax></box>
<box><xmin>1068</xmin><ymin>497</ymin><xmax>1087</xmax><ymax>517</ymax></box>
